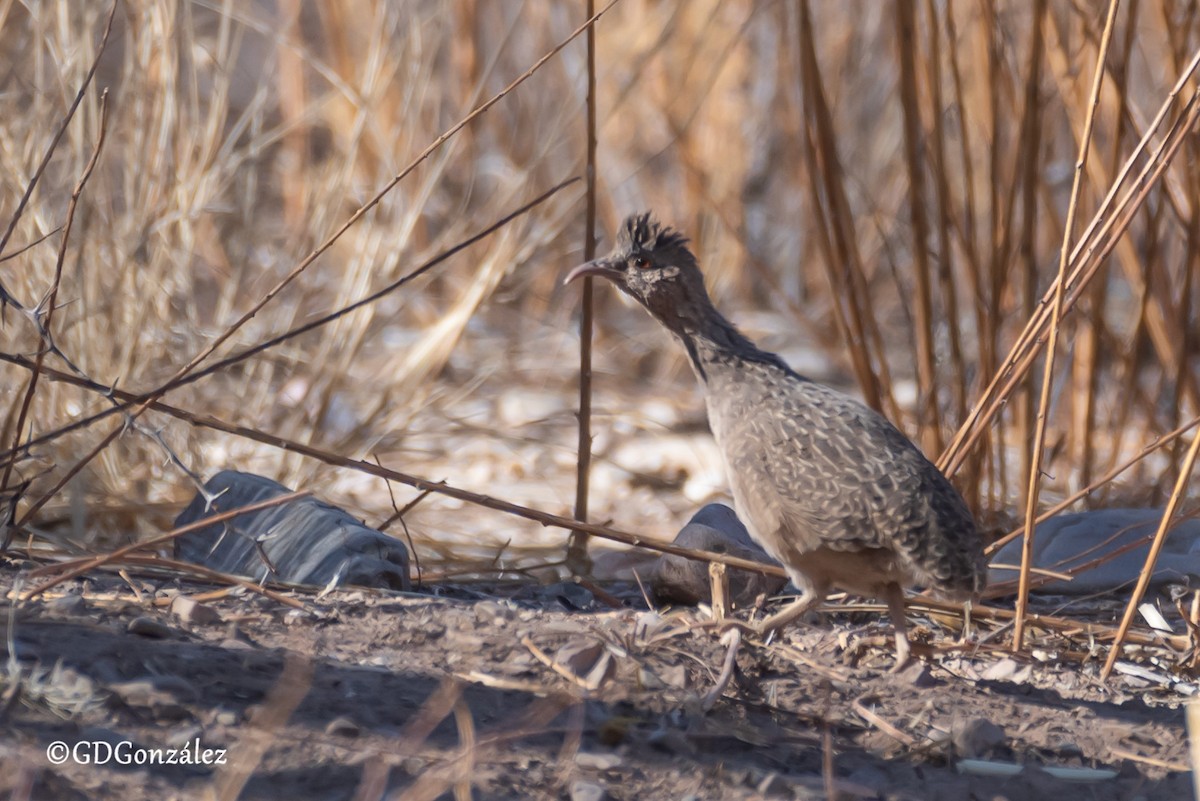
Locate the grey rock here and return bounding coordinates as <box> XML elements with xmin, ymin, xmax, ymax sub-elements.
<box><xmin>989</xmin><ymin>509</ymin><xmax>1200</xmax><ymax>596</ymax></box>
<box><xmin>650</xmin><ymin>503</ymin><xmax>786</xmax><ymax>607</ymax></box>
<box><xmin>174</xmin><ymin>470</ymin><xmax>410</xmax><ymax>591</ymax></box>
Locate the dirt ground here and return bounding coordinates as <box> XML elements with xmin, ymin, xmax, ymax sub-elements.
<box><xmin>1</xmin><ymin>564</ymin><xmax>1193</xmax><ymax>801</ymax></box>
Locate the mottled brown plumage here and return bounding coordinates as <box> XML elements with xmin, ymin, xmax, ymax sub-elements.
<box><xmin>567</xmin><ymin>212</ymin><xmax>986</xmax><ymax>667</ymax></box>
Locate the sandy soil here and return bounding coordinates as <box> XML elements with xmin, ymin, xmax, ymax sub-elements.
<box><xmin>1</xmin><ymin>565</ymin><xmax>1192</xmax><ymax>801</ymax></box>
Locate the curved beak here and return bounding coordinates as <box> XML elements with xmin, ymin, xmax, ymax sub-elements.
<box><xmin>564</xmin><ymin>258</ymin><xmax>622</xmax><ymax>285</ymax></box>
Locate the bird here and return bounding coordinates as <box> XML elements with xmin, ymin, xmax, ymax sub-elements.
<box><xmin>566</xmin><ymin>212</ymin><xmax>987</xmax><ymax>668</ymax></box>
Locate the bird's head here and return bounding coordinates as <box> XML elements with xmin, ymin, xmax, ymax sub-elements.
<box><xmin>564</xmin><ymin>212</ymin><xmax>707</xmax><ymax>322</ymax></box>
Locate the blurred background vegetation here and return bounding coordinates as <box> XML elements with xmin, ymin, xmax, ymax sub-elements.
<box><xmin>2</xmin><ymin>0</ymin><xmax>1198</xmax><ymax>574</ymax></box>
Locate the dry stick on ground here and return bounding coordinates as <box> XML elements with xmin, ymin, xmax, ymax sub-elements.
<box><xmin>10</xmin><ymin>1</ymin><xmax>619</xmax><ymax>528</ymax></box>
<box><xmin>1102</xmin><ymin>421</ymin><xmax>1200</xmax><ymax>678</ymax></box>
<box><xmin>0</xmin><ymin>356</ymin><xmax>788</xmax><ymax>580</ymax></box>
<box><xmin>0</xmin><ymin>1</ymin><xmax>116</xmax><ymax>311</ymax></box>
<box><xmin>0</xmin><ymin>93</ymin><xmax>109</xmax><ymax>535</ymax></box>
<box><xmin>902</xmin><ymin>596</ymin><xmax>1173</xmax><ymax>650</ymax></box>
<box><xmin>20</xmin><ymin>489</ymin><xmax>309</xmax><ymax>599</ymax></box>
<box><xmin>0</xmin><ymin>177</ymin><xmax>577</xmax><ymax>472</ymax></box>
<box><xmin>104</xmin><ymin>555</ymin><xmax>309</xmax><ymax>612</ymax></box>
<box><xmin>566</xmin><ymin>0</ymin><xmax>601</xmax><ymax>576</ymax></box>
<box><xmin>1013</xmin><ymin>0</ymin><xmax>1118</xmax><ymax>653</ymax></box>
<box><xmin>939</xmin><ymin>41</ymin><xmax>1200</xmax><ymax>478</ymax></box>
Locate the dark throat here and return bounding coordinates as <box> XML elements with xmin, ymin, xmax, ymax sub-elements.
<box><xmin>660</xmin><ymin>295</ymin><xmax>788</xmax><ymax>383</ymax></box>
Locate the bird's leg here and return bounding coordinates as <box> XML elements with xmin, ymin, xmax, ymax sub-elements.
<box><xmin>750</xmin><ymin>591</ymin><xmax>823</xmax><ymax>638</ymax></box>
<box><xmin>884</xmin><ymin>582</ymin><xmax>913</xmax><ymax>672</ymax></box>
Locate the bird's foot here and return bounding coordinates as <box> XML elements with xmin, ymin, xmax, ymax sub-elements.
<box><xmin>719</xmin><ymin>617</ymin><xmax>783</xmax><ymax>641</ymax></box>
<box><xmin>717</xmin><ymin>618</ymin><xmax>760</xmax><ymax>636</ymax></box>
<box><xmin>888</xmin><ymin>636</ymin><xmax>913</xmax><ymax>673</ymax></box>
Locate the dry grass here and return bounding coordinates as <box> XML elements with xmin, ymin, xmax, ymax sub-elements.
<box><xmin>2</xmin><ymin>1</ymin><xmax>1200</xmax><ymax>650</ymax></box>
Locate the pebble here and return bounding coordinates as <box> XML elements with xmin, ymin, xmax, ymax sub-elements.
<box><xmin>646</xmin><ymin>727</ymin><xmax>695</xmax><ymax>757</ymax></box>
<box><xmin>109</xmin><ymin>678</ymin><xmax>194</xmax><ymax>719</ymax></box>
<box><xmin>951</xmin><ymin>716</ymin><xmax>1006</xmax><ymax>758</ymax></box>
<box><xmin>657</xmin><ymin>663</ymin><xmax>688</xmax><ymax>689</ymax></box>
<box><xmin>895</xmin><ymin>661</ymin><xmax>939</xmax><ymax>687</ymax></box>
<box><xmin>547</xmin><ymin>582</ymin><xmax>595</xmax><ymax>611</ymax></box>
<box><xmin>982</xmin><ymin>657</ymin><xmax>1021</xmax><ymax>681</ymax></box>
<box><xmin>325</xmin><ymin>716</ymin><xmax>361</xmax><ymax>737</ymax></box>
<box><xmin>568</xmin><ymin>779</ymin><xmax>607</xmax><ymax>801</ymax></box>
<box><xmin>473</xmin><ymin>600</ymin><xmax>514</xmax><ymax>625</ymax></box>
<box><xmin>574</xmin><ymin>751</ymin><xmax>622</xmax><ymax>771</ymax></box>
<box><xmin>171</xmin><ymin>595</ymin><xmax>222</xmax><ymax>626</ymax></box>
<box><xmin>126</xmin><ymin>617</ymin><xmax>174</xmax><ymax>639</ymax></box>
<box><xmin>46</xmin><ymin>593</ymin><xmax>86</xmax><ymax>614</ymax></box>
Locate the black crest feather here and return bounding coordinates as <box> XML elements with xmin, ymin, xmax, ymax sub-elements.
<box><xmin>618</xmin><ymin>212</ymin><xmax>690</xmax><ymax>254</ymax></box>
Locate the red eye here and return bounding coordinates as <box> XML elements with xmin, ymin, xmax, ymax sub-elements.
<box><xmin>633</xmin><ymin>257</ymin><xmax>651</xmax><ymax>270</ymax></box>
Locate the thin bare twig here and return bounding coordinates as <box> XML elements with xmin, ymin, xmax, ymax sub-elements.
<box><xmin>0</xmin><ymin>1</ymin><xmax>117</xmax><ymax>310</ymax></box>
<box><xmin>1</xmin><ymin>92</ymin><xmax>109</xmax><ymax>535</ymax></box>
<box><xmin>567</xmin><ymin>0</ymin><xmax>602</xmax><ymax>576</ymax></box>
<box><xmin>1014</xmin><ymin>0</ymin><xmax>1119</xmax><ymax>652</ymax></box>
